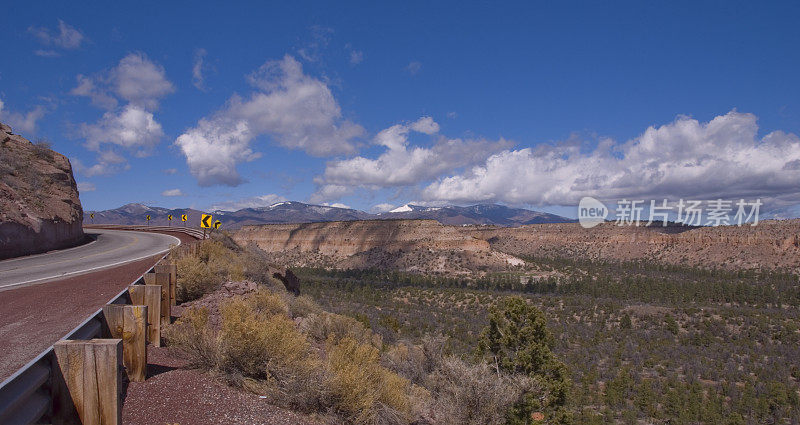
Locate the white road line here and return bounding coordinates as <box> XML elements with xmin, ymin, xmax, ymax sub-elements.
<box><xmin>0</xmin><ymin>234</ymin><xmax>181</xmax><ymax>290</ymax></box>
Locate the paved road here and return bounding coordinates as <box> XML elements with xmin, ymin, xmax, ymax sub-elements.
<box><xmin>0</xmin><ymin>229</ymin><xmax>180</xmax><ymax>291</ymax></box>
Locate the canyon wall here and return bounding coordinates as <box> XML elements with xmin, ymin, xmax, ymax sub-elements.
<box><xmin>472</xmin><ymin>221</ymin><xmax>800</xmax><ymax>270</ymax></box>
<box><xmin>234</xmin><ymin>219</ymin><xmax>489</xmax><ymax>257</ymax></box>
<box><xmin>0</xmin><ymin>122</ymin><xmax>85</xmax><ymax>259</ymax></box>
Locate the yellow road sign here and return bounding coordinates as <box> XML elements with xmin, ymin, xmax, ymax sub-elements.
<box><xmin>181</xmin><ymin>214</ymin><xmax>187</xmax><ymax>222</ymax></box>
<box><xmin>167</xmin><ymin>214</ymin><xmax>173</xmax><ymax>221</ymax></box>
<box><xmin>90</xmin><ymin>213</ymin><xmax>94</xmax><ymax>219</ymax></box>
<box><xmin>213</xmin><ymin>220</ymin><xmax>221</xmax><ymax>229</ymax></box>
<box><xmin>146</xmin><ymin>215</ymin><xmax>151</xmax><ymax>221</ymax></box>
<box><xmin>200</xmin><ymin>214</ymin><xmax>212</xmax><ymax>228</ymax></box>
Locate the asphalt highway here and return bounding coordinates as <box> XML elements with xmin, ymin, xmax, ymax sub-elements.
<box><xmin>0</xmin><ymin>229</ymin><xmax>181</xmax><ymax>291</ymax></box>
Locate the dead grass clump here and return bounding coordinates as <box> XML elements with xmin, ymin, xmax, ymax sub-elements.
<box><xmin>382</xmin><ymin>335</ymin><xmax>447</xmax><ymax>386</ymax></box>
<box><xmin>326</xmin><ymin>336</ymin><xmax>411</xmax><ymax>425</ymax></box>
<box><xmin>302</xmin><ymin>312</ymin><xmax>381</xmax><ymax>348</ymax></box>
<box><xmin>288</xmin><ymin>294</ymin><xmax>323</xmax><ymax>318</ymax></box>
<box><xmin>425</xmin><ymin>357</ymin><xmax>539</xmax><ymax>425</ymax></box>
<box><xmin>175</xmin><ymin>255</ymin><xmax>221</xmax><ymax>302</ymax></box>
<box><xmin>219</xmin><ymin>297</ymin><xmax>315</xmax><ymax>380</ymax></box>
<box><xmin>163</xmin><ymin>306</ymin><xmax>220</xmax><ymax>369</ymax></box>
<box><xmin>245</xmin><ymin>288</ymin><xmax>290</xmax><ymax>318</ymax></box>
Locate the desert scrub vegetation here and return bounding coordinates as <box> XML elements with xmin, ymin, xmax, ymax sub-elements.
<box><xmin>166</xmin><ymin>237</ymin><xmax>561</xmax><ymax>424</ymax></box>
<box><xmin>167</xmin><ymin>287</ymin><xmax>559</xmax><ymax>424</ymax></box>
<box><xmin>299</xmin><ymin>262</ymin><xmax>800</xmax><ymax>424</ymax></box>
<box><xmin>174</xmin><ymin>233</ymin><xmax>285</xmax><ymax>302</ymax></box>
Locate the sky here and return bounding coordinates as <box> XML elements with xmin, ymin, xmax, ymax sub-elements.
<box><xmin>2</xmin><ymin>1</ymin><xmax>800</xmax><ymax>218</ymax></box>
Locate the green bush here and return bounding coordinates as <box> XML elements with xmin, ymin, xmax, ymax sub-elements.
<box><xmin>478</xmin><ymin>296</ymin><xmax>571</xmax><ymax>423</ymax></box>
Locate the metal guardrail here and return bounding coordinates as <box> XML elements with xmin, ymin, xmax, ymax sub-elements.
<box><xmin>0</xmin><ymin>225</ymin><xmax>202</xmax><ymax>424</ymax></box>
<box><xmin>84</xmin><ymin>224</ymin><xmax>208</xmax><ymax>240</ymax></box>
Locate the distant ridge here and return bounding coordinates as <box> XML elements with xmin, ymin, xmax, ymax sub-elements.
<box><xmin>84</xmin><ymin>201</ymin><xmax>575</xmax><ymax>229</ymax></box>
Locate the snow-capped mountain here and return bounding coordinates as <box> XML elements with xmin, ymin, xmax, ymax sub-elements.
<box><xmin>85</xmin><ymin>202</ymin><xmax>574</xmax><ymax>229</ymax></box>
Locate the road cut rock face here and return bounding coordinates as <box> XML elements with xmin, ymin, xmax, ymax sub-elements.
<box><xmin>0</xmin><ymin>122</ymin><xmax>84</xmax><ymax>259</ymax></box>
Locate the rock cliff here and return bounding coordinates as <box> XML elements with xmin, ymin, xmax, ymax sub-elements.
<box><xmin>234</xmin><ymin>219</ymin><xmax>490</xmax><ymax>257</ymax></box>
<box><xmin>472</xmin><ymin>220</ymin><xmax>800</xmax><ymax>270</ymax></box>
<box><xmin>0</xmin><ymin>122</ymin><xmax>85</xmax><ymax>259</ymax></box>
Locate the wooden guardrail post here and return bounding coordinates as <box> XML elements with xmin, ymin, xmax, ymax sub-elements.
<box><xmin>101</xmin><ymin>305</ymin><xmax>147</xmax><ymax>382</ymax></box>
<box><xmin>52</xmin><ymin>339</ymin><xmax>123</xmax><ymax>425</ymax></box>
<box><xmin>128</xmin><ymin>285</ymin><xmax>162</xmax><ymax>347</ymax></box>
<box><xmin>144</xmin><ymin>272</ymin><xmax>171</xmax><ymax>327</ymax></box>
<box><xmin>154</xmin><ymin>263</ymin><xmax>177</xmax><ymax>306</ymax></box>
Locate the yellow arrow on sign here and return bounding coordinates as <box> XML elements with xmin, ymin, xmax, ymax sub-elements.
<box><xmin>167</xmin><ymin>214</ymin><xmax>173</xmax><ymax>221</ymax></box>
<box><xmin>213</xmin><ymin>220</ymin><xmax>221</xmax><ymax>229</ymax></box>
<box><xmin>90</xmin><ymin>213</ymin><xmax>94</xmax><ymax>219</ymax></box>
<box><xmin>200</xmin><ymin>214</ymin><xmax>212</xmax><ymax>228</ymax></box>
<box><xmin>146</xmin><ymin>215</ymin><xmax>151</xmax><ymax>221</ymax></box>
<box><xmin>181</xmin><ymin>214</ymin><xmax>187</xmax><ymax>222</ymax></box>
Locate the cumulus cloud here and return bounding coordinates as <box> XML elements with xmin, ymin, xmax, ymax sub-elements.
<box><xmin>0</xmin><ymin>99</ymin><xmax>46</xmax><ymax>135</ymax></box>
<box><xmin>71</xmin><ymin>53</ymin><xmax>173</xmax><ymax>176</ymax></box>
<box><xmin>28</xmin><ymin>20</ymin><xmax>85</xmax><ymax>50</ymax></box>
<box><xmin>421</xmin><ymin>111</ymin><xmax>800</xmax><ymax>208</ymax></box>
<box><xmin>176</xmin><ymin>55</ymin><xmax>365</xmax><ymax>186</ymax></box>
<box><xmin>77</xmin><ymin>182</ymin><xmax>96</xmax><ymax>192</ymax></box>
<box><xmin>210</xmin><ymin>194</ymin><xmax>288</xmax><ymax>211</ymax></box>
<box><xmin>80</xmin><ymin>105</ymin><xmax>164</xmax><ymax>152</ymax></box>
<box><xmin>110</xmin><ymin>53</ymin><xmax>175</xmax><ymax>109</ymax></box>
<box><xmin>312</xmin><ymin>116</ymin><xmax>512</xmax><ymax>201</ymax></box>
<box><xmin>161</xmin><ymin>189</ymin><xmax>185</xmax><ymax>197</ymax></box>
<box><xmin>192</xmin><ymin>48</ymin><xmax>208</xmax><ymax>90</ymax></box>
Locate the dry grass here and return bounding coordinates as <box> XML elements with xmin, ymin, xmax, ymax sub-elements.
<box><xmin>326</xmin><ymin>336</ymin><xmax>411</xmax><ymax>425</ymax></box>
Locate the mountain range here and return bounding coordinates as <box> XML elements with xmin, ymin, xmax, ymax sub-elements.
<box><xmin>83</xmin><ymin>201</ymin><xmax>575</xmax><ymax>229</ymax></box>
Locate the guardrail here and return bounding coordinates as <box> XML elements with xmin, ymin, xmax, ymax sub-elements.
<box><xmin>84</xmin><ymin>224</ymin><xmax>208</xmax><ymax>240</ymax></box>
<box><xmin>0</xmin><ymin>226</ymin><xmax>197</xmax><ymax>424</ymax></box>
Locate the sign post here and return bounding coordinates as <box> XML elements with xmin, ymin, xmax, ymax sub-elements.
<box><xmin>200</xmin><ymin>213</ymin><xmax>212</xmax><ymax>239</ymax></box>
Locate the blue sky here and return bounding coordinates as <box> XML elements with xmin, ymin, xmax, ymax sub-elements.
<box><xmin>2</xmin><ymin>1</ymin><xmax>800</xmax><ymax>217</ymax></box>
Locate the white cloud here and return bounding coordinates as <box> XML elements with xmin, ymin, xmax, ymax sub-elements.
<box><xmin>110</xmin><ymin>53</ymin><xmax>174</xmax><ymax>110</ymax></box>
<box><xmin>34</xmin><ymin>49</ymin><xmax>60</xmax><ymax>58</ymax></box>
<box><xmin>28</xmin><ymin>20</ymin><xmax>85</xmax><ymax>49</ymax></box>
<box><xmin>77</xmin><ymin>182</ymin><xmax>96</xmax><ymax>192</ymax></box>
<box><xmin>192</xmin><ymin>48</ymin><xmax>208</xmax><ymax>91</ymax></box>
<box><xmin>161</xmin><ymin>189</ymin><xmax>185</xmax><ymax>197</ymax></box>
<box><xmin>312</xmin><ymin>116</ymin><xmax>512</xmax><ymax>201</ymax></box>
<box><xmin>73</xmin><ymin>150</ymin><xmax>129</xmax><ymax>177</ymax></box>
<box><xmin>162</xmin><ymin>168</ymin><xmax>178</xmax><ymax>175</ymax></box>
<box><xmin>406</xmin><ymin>61</ymin><xmax>422</xmax><ymax>75</ymax></box>
<box><xmin>323</xmin><ymin>202</ymin><xmax>351</xmax><ymax>209</ymax></box>
<box><xmin>70</xmin><ymin>74</ymin><xmax>118</xmax><ymax>109</ymax></box>
<box><xmin>422</xmin><ymin>111</ymin><xmax>800</xmax><ymax>208</ymax></box>
<box><xmin>370</xmin><ymin>203</ymin><xmax>395</xmax><ymax>213</ymax></box>
<box><xmin>0</xmin><ymin>99</ymin><xmax>46</xmax><ymax>135</ymax></box>
<box><xmin>349</xmin><ymin>50</ymin><xmax>364</xmax><ymax>65</ymax></box>
<box><xmin>176</xmin><ymin>55</ymin><xmax>365</xmax><ymax>186</ymax></box>
<box><xmin>210</xmin><ymin>194</ymin><xmax>288</xmax><ymax>211</ymax></box>
<box><xmin>410</xmin><ymin>116</ymin><xmax>439</xmax><ymax>135</ymax></box>
<box><xmin>80</xmin><ymin>105</ymin><xmax>164</xmax><ymax>152</ymax></box>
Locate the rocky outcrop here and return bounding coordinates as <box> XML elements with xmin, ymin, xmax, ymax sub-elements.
<box><xmin>0</xmin><ymin>122</ymin><xmax>85</xmax><ymax>259</ymax></box>
<box><xmin>472</xmin><ymin>220</ymin><xmax>800</xmax><ymax>270</ymax></box>
<box><xmin>234</xmin><ymin>219</ymin><xmax>490</xmax><ymax>258</ymax></box>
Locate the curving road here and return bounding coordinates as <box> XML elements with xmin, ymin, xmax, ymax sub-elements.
<box><xmin>0</xmin><ymin>229</ymin><xmax>181</xmax><ymax>291</ymax></box>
